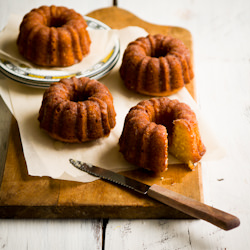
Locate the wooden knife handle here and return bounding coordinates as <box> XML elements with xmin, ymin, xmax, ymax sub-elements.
<box><xmin>147</xmin><ymin>184</ymin><xmax>240</xmax><ymax>230</ymax></box>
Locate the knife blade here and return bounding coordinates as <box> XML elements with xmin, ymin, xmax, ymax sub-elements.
<box><xmin>69</xmin><ymin>159</ymin><xmax>240</xmax><ymax>231</ymax></box>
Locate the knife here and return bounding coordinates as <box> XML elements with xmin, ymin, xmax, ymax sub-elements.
<box><xmin>69</xmin><ymin>159</ymin><xmax>240</xmax><ymax>231</ymax></box>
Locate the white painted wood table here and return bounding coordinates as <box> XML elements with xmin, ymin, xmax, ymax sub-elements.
<box><xmin>1</xmin><ymin>0</ymin><xmax>250</xmax><ymax>249</ymax></box>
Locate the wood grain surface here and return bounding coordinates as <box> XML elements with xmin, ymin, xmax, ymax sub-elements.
<box><xmin>0</xmin><ymin>7</ymin><xmax>203</xmax><ymax>219</ymax></box>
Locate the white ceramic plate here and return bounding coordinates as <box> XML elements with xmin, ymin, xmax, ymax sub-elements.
<box><xmin>0</xmin><ymin>16</ymin><xmax>120</xmax><ymax>88</ymax></box>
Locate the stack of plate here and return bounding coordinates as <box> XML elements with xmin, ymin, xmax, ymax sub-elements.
<box><xmin>0</xmin><ymin>16</ymin><xmax>120</xmax><ymax>88</ymax></box>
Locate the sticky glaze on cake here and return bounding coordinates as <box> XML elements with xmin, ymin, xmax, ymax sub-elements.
<box><xmin>119</xmin><ymin>97</ymin><xmax>206</xmax><ymax>172</ymax></box>
<box><xmin>38</xmin><ymin>77</ymin><xmax>116</xmax><ymax>143</ymax></box>
<box><xmin>17</xmin><ymin>5</ymin><xmax>91</xmax><ymax>67</ymax></box>
<box><xmin>119</xmin><ymin>34</ymin><xmax>194</xmax><ymax>96</ymax></box>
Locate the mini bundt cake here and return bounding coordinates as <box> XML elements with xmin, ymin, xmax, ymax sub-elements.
<box><xmin>38</xmin><ymin>77</ymin><xmax>116</xmax><ymax>143</ymax></box>
<box><xmin>17</xmin><ymin>5</ymin><xmax>91</xmax><ymax>67</ymax></box>
<box><xmin>119</xmin><ymin>34</ymin><xmax>194</xmax><ymax>96</ymax></box>
<box><xmin>119</xmin><ymin>97</ymin><xmax>206</xmax><ymax>172</ymax></box>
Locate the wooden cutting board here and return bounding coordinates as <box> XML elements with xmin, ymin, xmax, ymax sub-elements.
<box><xmin>0</xmin><ymin>7</ymin><xmax>203</xmax><ymax>219</ymax></box>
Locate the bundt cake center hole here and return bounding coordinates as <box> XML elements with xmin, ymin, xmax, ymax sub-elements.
<box><xmin>48</xmin><ymin>17</ymin><xmax>67</xmax><ymax>28</ymax></box>
<box><xmin>156</xmin><ymin>113</ymin><xmax>175</xmax><ymax>136</ymax></box>
<box><xmin>71</xmin><ymin>92</ymin><xmax>89</xmax><ymax>102</ymax></box>
<box><xmin>152</xmin><ymin>48</ymin><xmax>170</xmax><ymax>58</ymax></box>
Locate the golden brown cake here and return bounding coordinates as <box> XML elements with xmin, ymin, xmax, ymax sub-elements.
<box><xmin>119</xmin><ymin>34</ymin><xmax>194</xmax><ymax>96</ymax></box>
<box><xmin>38</xmin><ymin>77</ymin><xmax>116</xmax><ymax>143</ymax></box>
<box><xmin>119</xmin><ymin>97</ymin><xmax>206</xmax><ymax>172</ymax></box>
<box><xmin>17</xmin><ymin>5</ymin><xmax>91</xmax><ymax>67</ymax></box>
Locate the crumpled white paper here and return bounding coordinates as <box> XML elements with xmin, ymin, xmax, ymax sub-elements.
<box><xmin>0</xmin><ymin>17</ymin><xmax>225</xmax><ymax>183</ymax></box>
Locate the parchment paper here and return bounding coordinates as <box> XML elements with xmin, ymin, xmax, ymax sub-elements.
<box><xmin>0</xmin><ymin>17</ymin><xmax>225</xmax><ymax>183</ymax></box>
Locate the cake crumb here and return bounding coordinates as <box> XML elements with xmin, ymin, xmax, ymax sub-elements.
<box><xmin>188</xmin><ymin>161</ymin><xmax>195</xmax><ymax>170</ymax></box>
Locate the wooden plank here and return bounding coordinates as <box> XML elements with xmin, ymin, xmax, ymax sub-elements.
<box><xmin>0</xmin><ymin>219</ymin><xmax>103</xmax><ymax>250</ymax></box>
<box><xmin>0</xmin><ymin>7</ymin><xmax>203</xmax><ymax>219</ymax></box>
<box><xmin>0</xmin><ymin>95</ymin><xmax>12</xmax><ymax>186</ymax></box>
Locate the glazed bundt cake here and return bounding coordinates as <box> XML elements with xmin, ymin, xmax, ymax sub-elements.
<box><xmin>17</xmin><ymin>5</ymin><xmax>91</xmax><ymax>67</ymax></box>
<box><xmin>119</xmin><ymin>97</ymin><xmax>206</xmax><ymax>172</ymax></box>
<box><xmin>38</xmin><ymin>77</ymin><xmax>116</xmax><ymax>143</ymax></box>
<box><xmin>119</xmin><ymin>34</ymin><xmax>194</xmax><ymax>96</ymax></box>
